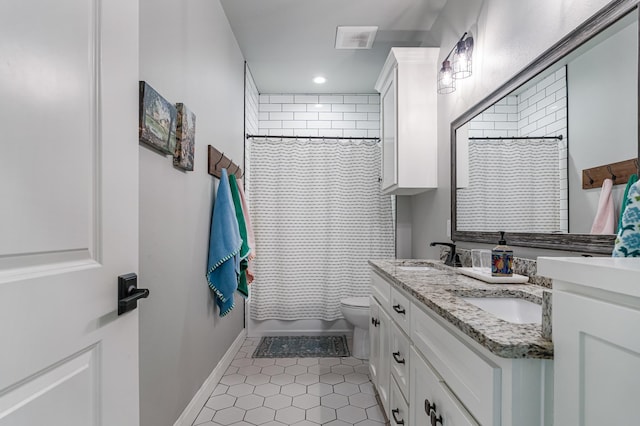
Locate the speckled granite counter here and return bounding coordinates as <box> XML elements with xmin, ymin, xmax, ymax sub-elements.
<box><xmin>369</xmin><ymin>259</ymin><xmax>554</xmax><ymax>359</ymax></box>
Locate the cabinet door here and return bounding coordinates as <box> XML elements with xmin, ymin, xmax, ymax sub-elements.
<box><xmin>555</xmin><ymin>290</ymin><xmax>640</xmax><ymax>426</ymax></box>
<box><xmin>378</xmin><ymin>307</ymin><xmax>392</xmax><ymax>415</ymax></box>
<box><xmin>410</xmin><ymin>347</ymin><xmax>479</xmax><ymax>426</ymax></box>
<box><xmin>380</xmin><ymin>67</ymin><xmax>397</xmax><ymax>191</ymax></box>
<box><xmin>369</xmin><ymin>296</ymin><xmax>380</xmax><ymax>386</ymax></box>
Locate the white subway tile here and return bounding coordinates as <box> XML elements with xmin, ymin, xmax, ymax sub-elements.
<box><xmin>260</xmin><ymin>120</ymin><xmax>282</xmax><ymax>129</ymax></box>
<box><xmin>508</xmin><ymin>113</ymin><xmax>519</xmax><ymax>121</ymax></box>
<box><xmin>259</xmin><ymin>94</ymin><xmax>269</xmax><ymax>103</ymax></box>
<box><xmin>494</xmin><ymin>121</ymin><xmax>518</xmax><ymax>130</ymax></box>
<box><xmin>319</xmin><ymin>95</ymin><xmax>343</xmax><ymax>104</ymax></box>
<box><xmin>294</xmin><ymin>95</ymin><xmax>319</xmax><ymax>104</ymax></box>
<box><xmin>282</xmin><ymin>104</ymin><xmax>307</xmax><ymax>112</ymax></box>
<box><xmin>536</xmin><ymin>94</ymin><xmax>556</xmax><ymax>109</ymax></box>
<box><xmin>356</xmin><ymin>120</ymin><xmax>379</xmax><ymax>129</ymax></box>
<box><xmin>269</xmin><ymin>95</ymin><xmax>294</xmax><ymax>103</ymax></box>
<box><xmin>545</xmin><ymin>119</ymin><xmax>566</xmax><ymax>134</ymax></box>
<box><xmin>368</xmin><ymin>95</ymin><xmax>380</xmax><ymax>104</ymax></box>
<box><xmin>482</xmin><ymin>129</ymin><xmax>510</xmax><ymax>137</ymax></box>
<box><xmin>545</xmin><ymin>79</ymin><xmax>566</xmax><ymax>97</ymax></box>
<box><xmin>356</xmin><ymin>104</ymin><xmax>379</xmax><ymax>113</ymax></box>
<box><xmin>282</xmin><ymin>120</ymin><xmax>307</xmax><ymax>129</ymax></box>
<box><xmin>332</xmin><ymin>121</ymin><xmax>356</xmax><ymax>129</ymax></box>
<box><xmin>260</xmin><ymin>104</ymin><xmax>282</xmax><ymax>112</ymax></box>
<box><xmin>555</xmin><ymin>66</ymin><xmax>567</xmax><ymax>79</ymax></box>
<box><xmin>344</xmin><ymin>95</ymin><xmax>369</xmax><ymax>104</ymax></box>
<box><xmin>517</xmin><ymin>98</ymin><xmax>529</xmax><ymax>110</ymax></box>
<box><xmin>467</xmin><ymin>129</ymin><xmax>485</xmax><ymax>137</ymax></box>
<box><xmin>494</xmin><ymin>105</ymin><xmax>518</xmax><ymax>114</ymax></box>
<box><xmin>270</xmin><ymin>112</ymin><xmax>293</xmax><ymax>120</ymax></box>
<box><xmin>368</xmin><ymin>113</ymin><xmax>380</xmax><ymax>121</ymax></box>
<box><xmin>535</xmin><ymin>114</ymin><xmax>556</xmax><ymax>128</ymax></box>
<box><xmin>344</xmin><ymin>112</ymin><xmax>368</xmax><ymax>121</ymax></box>
<box><xmin>482</xmin><ymin>105</ymin><xmax>495</xmax><ymax>113</ymax></box>
<box><xmin>555</xmin><ymin>107</ymin><xmax>567</xmax><ymax>119</ymax></box>
<box><xmin>520</xmin><ymin>86</ymin><xmax>537</xmax><ymax>102</ymax></box>
<box><xmin>367</xmin><ymin>129</ymin><xmax>380</xmax><ymax>138</ymax></box>
<box><xmin>294</xmin><ymin>112</ymin><xmax>318</xmax><ymax>120</ymax></box>
<box><xmin>536</xmin><ymin>73</ymin><xmax>556</xmax><ymax>92</ymax></box>
<box><xmin>519</xmin><ymin>122</ymin><xmax>538</xmax><ymax>135</ymax></box>
<box><xmin>259</xmin><ymin>112</ymin><xmax>269</xmax><ymax>120</ymax></box>
<box><xmin>519</xmin><ymin>104</ymin><xmax>537</xmax><ymax>119</ymax></box>
<box><xmin>528</xmin><ymin>89</ymin><xmax>546</xmax><ymax>106</ymax></box>
<box><xmin>467</xmin><ymin>121</ymin><xmax>495</xmax><ymax>130</ymax></box>
<box><xmin>507</xmin><ymin>96</ymin><xmax>518</xmax><ymax>106</ymax></box>
<box><xmin>528</xmin><ymin>108</ymin><xmax>546</xmax><ymax>124</ymax></box>
<box><xmin>518</xmin><ymin>117</ymin><xmax>529</xmax><ymax>129</ymax></box>
<box><xmin>307</xmin><ymin>121</ymin><xmax>332</xmax><ymax>129</ymax></box>
<box><xmin>482</xmin><ymin>113</ymin><xmax>507</xmax><ymax>121</ymax></box>
<box><xmin>343</xmin><ymin>129</ymin><xmax>368</xmax><ymax>137</ymax></box>
<box><xmin>508</xmin><ymin>129</ymin><xmax>519</xmax><ymax>137</ymax></box>
<box><xmin>269</xmin><ymin>128</ymin><xmax>293</xmax><ymax>136</ymax></box>
<box><xmin>295</xmin><ymin>129</ymin><xmax>319</xmax><ymax>137</ymax></box>
<box><xmin>320</xmin><ymin>129</ymin><xmax>345</xmax><ymax>137</ymax></box>
<box><xmin>332</xmin><ymin>104</ymin><xmax>356</xmax><ymax>112</ymax></box>
<box><xmin>495</xmin><ymin>97</ymin><xmax>508</xmax><ymax>105</ymax></box>
<box><xmin>307</xmin><ymin>103</ymin><xmax>332</xmax><ymax>112</ymax></box>
<box><xmin>319</xmin><ymin>112</ymin><xmax>343</xmax><ymax>121</ymax></box>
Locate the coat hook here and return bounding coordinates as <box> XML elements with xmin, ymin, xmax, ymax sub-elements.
<box><xmin>233</xmin><ymin>164</ymin><xmax>240</xmax><ymax>175</ymax></box>
<box><xmin>606</xmin><ymin>165</ymin><xmax>617</xmax><ymax>181</ymax></box>
<box><xmin>214</xmin><ymin>152</ymin><xmax>225</xmax><ymax>168</ymax></box>
<box><xmin>224</xmin><ymin>158</ymin><xmax>233</xmax><ymax>170</ymax></box>
<box><xmin>585</xmin><ymin>170</ymin><xmax>594</xmax><ymax>186</ymax></box>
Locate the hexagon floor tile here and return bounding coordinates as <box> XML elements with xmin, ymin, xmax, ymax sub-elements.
<box><xmin>192</xmin><ymin>337</ymin><xmax>385</xmax><ymax>426</ymax></box>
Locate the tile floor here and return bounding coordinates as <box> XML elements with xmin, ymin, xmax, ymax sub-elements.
<box><xmin>192</xmin><ymin>337</ymin><xmax>388</xmax><ymax>426</ymax></box>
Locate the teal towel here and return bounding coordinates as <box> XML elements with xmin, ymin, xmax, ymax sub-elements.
<box><xmin>229</xmin><ymin>174</ymin><xmax>250</xmax><ymax>298</ymax></box>
<box><xmin>618</xmin><ymin>174</ymin><xmax>638</xmax><ymax>231</ymax></box>
<box><xmin>613</xmin><ymin>179</ymin><xmax>640</xmax><ymax>257</ymax></box>
<box><xmin>207</xmin><ymin>169</ymin><xmax>242</xmax><ymax>316</ymax></box>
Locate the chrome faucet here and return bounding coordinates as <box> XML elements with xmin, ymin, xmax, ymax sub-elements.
<box><xmin>429</xmin><ymin>242</ymin><xmax>462</xmax><ymax>267</ymax></box>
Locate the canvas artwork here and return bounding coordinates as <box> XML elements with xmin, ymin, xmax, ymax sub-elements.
<box><xmin>173</xmin><ymin>103</ymin><xmax>196</xmax><ymax>171</ymax></box>
<box><xmin>139</xmin><ymin>81</ymin><xmax>177</xmax><ymax>154</ymax></box>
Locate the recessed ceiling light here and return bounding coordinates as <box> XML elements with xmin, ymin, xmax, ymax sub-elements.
<box><xmin>313</xmin><ymin>76</ymin><xmax>326</xmax><ymax>84</ymax></box>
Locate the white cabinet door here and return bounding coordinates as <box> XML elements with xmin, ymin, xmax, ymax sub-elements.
<box><xmin>380</xmin><ymin>67</ymin><xmax>397</xmax><ymax>191</ymax></box>
<box><xmin>0</xmin><ymin>0</ymin><xmax>140</xmax><ymax>425</ymax></box>
<box><xmin>378</xmin><ymin>306</ymin><xmax>392</xmax><ymax>415</ymax></box>
<box><xmin>555</xmin><ymin>290</ymin><xmax>640</xmax><ymax>426</ymax></box>
<box><xmin>369</xmin><ymin>296</ymin><xmax>381</xmax><ymax>386</ymax></box>
<box><xmin>410</xmin><ymin>347</ymin><xmax>479</xmax><ymax>426</ymax></box>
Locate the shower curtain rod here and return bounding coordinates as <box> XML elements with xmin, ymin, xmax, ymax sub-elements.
<box><xmin>246</xmin><ymin>134</ymin><xmax>380</xmax><ymax>141</ymax></box>
<box><xmin>468</xmin><ymin>135</ymin><xmax>563</xmax><ymax>141</ymax></box>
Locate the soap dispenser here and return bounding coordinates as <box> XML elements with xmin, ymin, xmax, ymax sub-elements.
<box><xmin>491</xmin><ymin>231</ymin><xmax>513</xmax><ymax>277</ymax></box>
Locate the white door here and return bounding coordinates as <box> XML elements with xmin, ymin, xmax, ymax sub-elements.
<box><xmin>0</xmin><ymin>0</ymin><xmax>140</xmax><ymax>425</ymax></box>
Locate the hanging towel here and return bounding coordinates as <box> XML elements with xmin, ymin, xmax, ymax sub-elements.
<box><xmin>206</xmin><ymin>168</ymin><xmax>242</xmax><ymax>316</ymax></box>
<box><xmin>590</xmin><ymin>178</ymin><xmax>616</xmax><ymax>234</ymax></box>
<box><xmin>618</xmin><ymin>174</ymin><xmax>638</xmax><ymax>231</ymax></box>
<box><xmin>613</xmin><ymin>180</ymin><xmax>640</xmax><ymax>257</ymax></box>
<box><xmin>236</xmin><ymin>180</ymin><xmax>255</xmax><ymax>285</ymax></box>
<box><xmin>229</xmin><ymin>174</ymin><xmax>250</xmax><ymax>297</ymax></box>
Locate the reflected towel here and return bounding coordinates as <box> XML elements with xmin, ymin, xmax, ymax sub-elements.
<box><xmin>206</xmin><ymin>169</ymin><xmax>242</xmax><ymax>316</ymax></box>
<box><xmin>613</xmin><ymin>179</ymin><xmax>640</xmax><ymax>257</ymax></box>
<box><xmin>619</xmin><ymin>174</ymin><xmax>638</xmax><ymax>231</ymax></box>
<box><xmin>236</xmin><ymin>180</ymin><xmax>255</xmax><ymax>284</ymax></box>
<box><xmin>590</xmin><ymin>178</ymin><xmax>615</xmax><ymax>234</ymax></box>
<box><xmin>229</xmin><ymin>174</ymin><xmax>250</xmax><ymax>297</ymax></box>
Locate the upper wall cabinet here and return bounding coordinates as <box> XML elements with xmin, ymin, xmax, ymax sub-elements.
<box><xmin>375</xmin><ymin>48</ymin><xmax>439</xmax><ymax>195</ymax></box>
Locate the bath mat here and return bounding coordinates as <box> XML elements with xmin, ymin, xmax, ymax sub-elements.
<box><xmin>252</xmin><ymin>335</ymin><xmax>350</xmax><ymax>358</ymax></box>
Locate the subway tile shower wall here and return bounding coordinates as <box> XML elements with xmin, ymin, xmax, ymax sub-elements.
<box><xmin>258</xmin><ymin>94</ymin><xmax>380</xmax><ymax>138</ymax></box>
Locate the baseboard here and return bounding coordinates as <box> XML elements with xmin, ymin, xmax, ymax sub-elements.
<box><xmin>173</xmin><ymin>329</ymin><xmax>247</xmax><ymax>426</ymax></box>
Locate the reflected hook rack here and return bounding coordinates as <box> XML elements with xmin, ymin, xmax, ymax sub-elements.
<box><xmin>208</xmin><ymin>145</ymin><xmax>243</xmax><ymax>179</ymax></box>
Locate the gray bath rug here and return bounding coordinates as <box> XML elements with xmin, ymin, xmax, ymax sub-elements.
<box><xmin>252</xmin><ymin>335</ymin><xmax>350</xmax><ymax>358</ymax></box>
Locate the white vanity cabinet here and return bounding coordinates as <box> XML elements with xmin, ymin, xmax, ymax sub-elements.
<box><xmin>374</xmin><ymin>47</ymin><xmax>439</xmax><ymax>195</ymax></box>
<box><xmin>538</xmin><ymin>257</ymin><xmax>640</xmax><ymax>426</ymax></box>
<box><xmin>370</xmin><ymin>269</ymin><xmax>553</xmax><ymax>426</ymax></box>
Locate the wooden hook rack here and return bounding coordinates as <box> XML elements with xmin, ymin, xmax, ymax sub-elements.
<box><xmin>582</xmin><ymin>157</ymin><xmax>639</xmax><ymax>189</ymax></box>
<box><xmin>208</xmin><ymin>145</ymin><xmax>243</xmax><ymax>180</ymax></box>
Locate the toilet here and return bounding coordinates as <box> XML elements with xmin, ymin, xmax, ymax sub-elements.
<box><xmin>340</xmin><ymin>296</ymin><xmax>370</xmax><ymax>359</ymax></box>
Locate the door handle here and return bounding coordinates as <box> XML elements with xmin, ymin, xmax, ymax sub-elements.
<box><xmin>118</xmin><ymin>273</ymin><xmax>150</xmax><ymax>315</ymax></box>
<box><xmin>391</xmin><ymin>408</ymin><xmax>405</xmax><ymax>425</ymax></box>
<box><xmin>392</xmin><ymin>351</ymin><xmax>405</xmax><ymax>364</ymax></box>
<box><xmin>392</xmin><ymin>304</ymin><xmax>406</xmax><ymax>315</ymax></box>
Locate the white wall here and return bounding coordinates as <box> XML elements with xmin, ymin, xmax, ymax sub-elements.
<box><xmin>139</xmin><ymin>1</ymin><xmax>246</xmax><ymax>425</ymax></box>
<box><xmin>568</xmin><ymin>19</ymin><xmax>638</xmax><ymax>233</ymax></box>
<box><xmin>412</xmin><ymin>0</ymin><xmax>614</xmax><ymax>259</ymax></box>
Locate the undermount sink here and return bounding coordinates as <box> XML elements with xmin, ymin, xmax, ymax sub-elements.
<box><xmin>462</xmin><ymin>297</ymin><xmax>542</xmax><ymax>324</ymax></box>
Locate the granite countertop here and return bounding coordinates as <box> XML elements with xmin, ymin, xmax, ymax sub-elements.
<box><xmin>369</xmin><ymin>259</ymin><xmax>554</xmax><ymax>359</ymax></box>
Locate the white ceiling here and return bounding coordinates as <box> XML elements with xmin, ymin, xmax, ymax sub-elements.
<box><xmin>220</xmin><ymin>0</ymin><xmax>448</xmax><ymax>94</ymax></box>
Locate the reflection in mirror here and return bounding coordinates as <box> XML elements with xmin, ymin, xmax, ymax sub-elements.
<box><xmin>452</xmin><ymin>5</ymin><xmax>639</xmax><ymax>252</ymax></box>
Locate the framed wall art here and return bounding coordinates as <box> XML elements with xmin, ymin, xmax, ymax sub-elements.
<box><xmin>173</xmin><ymin>103</ymin><xmax>196</xmax><ymax>171</ymax></box>
<box><xmin>139</xmin><ymin>81</ymin><xmax>177</xmax><ymax>154</ymax></box>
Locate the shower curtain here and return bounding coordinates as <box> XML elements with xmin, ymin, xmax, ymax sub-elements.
<box><xmin>246</xmin><ymin>138</ymin><xmax>395</xmax><ymax>321</ymax></box>
<box><xmin>457</xmin><ymin>139</ymin><xmax>562</xmax><ymax>233</ymax></box>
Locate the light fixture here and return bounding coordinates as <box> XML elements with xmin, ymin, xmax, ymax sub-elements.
<box><xmin>438</xmin><ymin>32</ymin><xmax>474</xmax><ymax>94</ymax></box>
<box><xmin>313</xmin><ymin>76</ymin><xmax>326</xmax><ymax>84</ymax></box>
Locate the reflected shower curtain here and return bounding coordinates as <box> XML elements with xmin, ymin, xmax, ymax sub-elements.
<box><xmin>457</xmin><ymin>139</ymin><xmax>562</xmax><ymax>233</ymax></box>
<box><xmin>247</xmin><ymin>138</ymin><xmax>395</xmax><ymax>321</ymax></box>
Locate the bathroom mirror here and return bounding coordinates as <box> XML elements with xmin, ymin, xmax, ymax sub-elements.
<box><xmin>451</xmin><ymin>0</ymin><xmax>640</xmax><ymax>254</ymax></box>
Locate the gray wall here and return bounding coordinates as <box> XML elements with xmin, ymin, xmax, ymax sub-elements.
<box><xmin>411</xmin><ymin>0</ymin><xmax>614</xmax><ymax>260</ymax></box>
<box><xmin>568</xmin><ymin>19</ymin><xmax>638</xmax><ymax>233</ymax></box>
<box><xmin>139</xmin><ymin>1</ymin><xmax>246</xmax><ymax>425</ymax></box>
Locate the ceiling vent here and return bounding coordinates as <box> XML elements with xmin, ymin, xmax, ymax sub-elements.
<box><xmin>335</xmin><ymin>26</ymin><xmax>378</xmax><ymax>49</ymax></box>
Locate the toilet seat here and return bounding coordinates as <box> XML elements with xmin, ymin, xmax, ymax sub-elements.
<box><xmin>340</xmin><ymin>296</ymin><xmax>369</xmax><ymax>309</ymax></box>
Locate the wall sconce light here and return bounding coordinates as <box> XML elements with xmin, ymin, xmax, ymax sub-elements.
<box><xmin>438</xmin><ymin>32</ymin><xmax>474</xmax><ymax>94</ymax></box>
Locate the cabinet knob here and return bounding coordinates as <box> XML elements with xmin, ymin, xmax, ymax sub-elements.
<box><xmin>391</xmin><ymin>408</ymin><xmax>405</xmax><ymax>425</ymax></box>
<box><xmin>424</xmin><ymin>399</ymin><xmax>436</xmax><ymax>415</ymax></box>
<box><xmin>392</xmin><ymin>351</ymin><xmax>406</xmax><ymax>364</ymax></box>
<box><xmin>392</xmin><ymin>304</ymin><xmax>406</xmax><ymax>315</ymax></box>
<box><xmin>371</xmin><ymin>317</ymin><xmax>380</xmax><ymax>327</ymax></box>
<box><xmin>431</xmin><ymin>411</ymin><xmax>443</xmax><ymax>426</ymax></box>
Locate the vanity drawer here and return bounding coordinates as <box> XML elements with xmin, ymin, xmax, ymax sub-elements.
<box><xmin>390</xmin><ymin>321</ymin><xmax>411</xmax><ymax>400</ymax></box>
<box><xmin>410</xmin><ymin>347</ymin><xmax>479</xmax><ymax>426</ymax></box>
<box><xmin>411</xmin><ymin>303</ymin><xmax>500</xmax><ymax>426</ymax></box>
<box><xmin>389</xmin><ymin>375</ymin><xmax>410</xmax><ymax>426</ymax></box>
<box><xmin>371</xmin><ymin>271</ymin><xmax>391</xmax><ymax>309</ymax></box>
<box><xmin>389</xmin><ymin>286</ymin><xmax>411</xmax><ymax>335</ymax></box>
